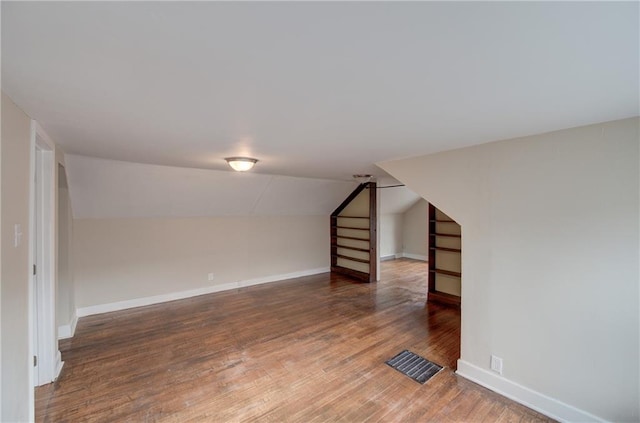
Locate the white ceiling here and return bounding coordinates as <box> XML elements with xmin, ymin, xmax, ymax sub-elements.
<box><xmin>2</xmin><ymin>1</ymin><xmax>638</xmax><ymax>182</ymax></box>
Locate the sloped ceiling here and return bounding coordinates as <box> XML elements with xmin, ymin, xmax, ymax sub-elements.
<box><xmin>66</xmin><ymin>154</ymin><xmax>421</xmax><ymax>218</ymax></box>
<box><xmin>65</xmin><ymin>155</ymin><xmax>358</xmax><ymax>219</ymax></box>
<box><xmin>3</xmin><ymin>2</ymin><xmax>637</xmax><ymax>218</ymax></box>
<box><xmin>3</xmin><ymin>1</ymin><xmax>638</xmax><ymax>182</ymax></box>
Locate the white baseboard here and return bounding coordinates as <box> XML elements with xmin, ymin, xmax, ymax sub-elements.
<box><xmin>57</xmin><ymin>313</ymin><xmax>78</xmax><ymax>340</ymax></box>
<box><xmin>456</xmin><ymin>360</ymin><xmax>607</xmax><ymax>423</ymax></box>
<box><xmin>380</xmin><ymin>253</ymin><xmax>402</xmax><ymax>262</ymax></box>
<box><xmin>401</xmin><ymin>253</ymin><xmax>428</xmax><ymax>261</ymax></box>
<box><xmin>54</xmin><ymin>351</ymin><xmax>64</xmax><ymax>380</ymax></box>
<box><xmin>76</xmin><ymin>267</ymin><xmax>330</xmax><ymax>318</ymax></box>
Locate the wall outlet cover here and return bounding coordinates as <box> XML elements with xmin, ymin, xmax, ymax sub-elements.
<box><xmin>490</xmin><ymin>355</ymin><xmax>503</xmax><ymax>375</ymax></box>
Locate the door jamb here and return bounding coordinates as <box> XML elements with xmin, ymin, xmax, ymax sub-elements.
<box><xmin>28</xmin><ymin>121</ymin><xmax>62</xmax><ymax>420</ymax></box>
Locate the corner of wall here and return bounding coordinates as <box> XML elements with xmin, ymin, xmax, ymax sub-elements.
<box><xmin>456</xmin><ymin>360</ymin><xmax>607</xmax><ymax>423</ymax></box>
<box><xmin>57</xmin><ymin>312</ymin><xmax>78</xmax><ymax>340</ymax></box>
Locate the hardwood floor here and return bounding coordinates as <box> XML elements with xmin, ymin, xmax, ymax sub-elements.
<box><xmin>37</xmin><ymin>259</ymin><xmax>553</xmax><ymax>422</ymax></box>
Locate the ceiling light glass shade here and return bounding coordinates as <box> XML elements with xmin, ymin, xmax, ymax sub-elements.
<box><xmin>225</xmin><ymin>157</ymin><xmax>258</xmax><ymax>172</ymax></box>
<box><xmin>353</xmin><ymin>174</ymin><xmax>373</xmax><ymax>184</ymax></box>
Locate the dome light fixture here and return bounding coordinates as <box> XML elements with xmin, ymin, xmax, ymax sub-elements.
<box><xmin>353</xmin><ymin>174</ymin><xmax>373</xmax><ymax>184</ymax></box>
<box><xmin>225</xmin><ymin>157</ymin><xmax>258</xmax><ymax>172</ymax></box>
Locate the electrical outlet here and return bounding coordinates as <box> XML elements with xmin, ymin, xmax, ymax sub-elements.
<box><xmin>490</xmin><ymin>355</ymin><xmax>503</xmax><ymax>375</ymax></box>
<box><xmin>207</xmin><ymin>273</ymin><xmax>214</xmax><ymax>281</ymax></box>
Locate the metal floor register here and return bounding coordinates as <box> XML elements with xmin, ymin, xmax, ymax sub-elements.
<box><xmin>385</xmin><ymin>350</ymin><xmax>443</xmax><ymax>384</ymax></box>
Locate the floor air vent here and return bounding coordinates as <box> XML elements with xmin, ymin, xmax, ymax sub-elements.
<box><xmin>385</xmin><ymin>350</ymin><xmax>443</xmax><ymax>384</ymax></box>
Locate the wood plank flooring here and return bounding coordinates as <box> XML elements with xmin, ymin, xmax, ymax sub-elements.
<box><xmin>36</xmin><ymin>259</ymin><xmax>554</xmax><ymax>422</ymax></box>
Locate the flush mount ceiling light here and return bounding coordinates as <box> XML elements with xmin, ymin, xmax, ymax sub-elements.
<box><xmin>225</xmin><ymin>157</ymin><xmax>258</xmax><ymax>172</ymax></box>
<box><xmin>353</xmin><ymin>174</ymin><xmax>373</xmax><ymax>184</ymax></box>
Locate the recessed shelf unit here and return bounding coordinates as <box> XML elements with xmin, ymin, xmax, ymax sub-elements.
<box><xmin>428</xmin><ymin>204</ymin><xmax>461</xmax><ymax>307</ymax></box>
<box><xmin>330</xmin><ymin>182</ymin><xmax>377</xmax><ymax>283</ymax></box>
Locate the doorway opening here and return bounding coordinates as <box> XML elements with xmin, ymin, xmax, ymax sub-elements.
<box><xmin>377</xmin><ymin>182</ymin><xmax>462</xmax><ymax>367</ymax></box>
<box><xmin>29</xmin><ymin>121</ymin><xmax>62</xmax><ymax>419</ymax></box>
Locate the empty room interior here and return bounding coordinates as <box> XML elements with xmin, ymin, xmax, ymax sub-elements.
<box><xmin>1</xmin><ymin>2</ymin><xmax>639</xmax><ymax>422</ymax></box>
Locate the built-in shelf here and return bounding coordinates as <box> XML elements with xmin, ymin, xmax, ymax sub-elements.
<box><xmin>333</xmin><ymin>254</ymin><xmax>370</xmax><ymax>264</ymax></box>
<box><xmin>427</xmin><ymin>291</ymin><xmax>461</xmax><ymax>307</ymax></box>
<box><xmin>335</xmin><ymin>245</ymin><xmax>370</xmax><ymax>253</ymax></box>
<box><xmin>434</xmin><ymin>232</ymin><xmax>461</xmax><ymax>238</ymax></box>
<box><xmin>330</xmin><ymin>183</ymin><xmax>377</xmax><ymax>283</ymax></box>
<box><xmin>428</xmin><ymin>203</ymin><xmax>462</xmax><ymax>308</ymax></box>
<box><xmin>429</xmin><ymin>268</ymin><xmax>462</xmax><ymax>278</ymax></box>
<box><xmin>430</xmin><ymin>247</ymin><xmax>462</xmax><ymax>253</ymax></box>
<box><xmin>332</xmin><ymin>235</ymin><xmax>370</xmax><ymax>242</ymax></box>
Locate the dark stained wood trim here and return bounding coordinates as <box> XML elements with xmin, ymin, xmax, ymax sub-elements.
<box><xmin>428</xmin><ymin>290</ymin><xmax>461</xmax><ymax>307</ymax></box>
<box><xmin>330</xmin><ymin>266</ymin><xmax>371</xmax><ymax>282</ymax></box>
<box><xmin>367</xmin><ymin>182</ymin><xmax>377</xmax><ymax>283</ymax></box>
<box><xmin>330</xmin><ymin>216</ymin><xmax>338</xmax><ymax>268</ymax></box>
<box><xmin>331</xmin><ymin>183</ymin><xmax>368</xmax><ymax>216</ymax></box>
<box><xmin>332</xmin><ymin>254</ymin><xmax>370</xmax><ymax>264</ymax></box>
<box><xmin>331</xmin><ymin>235</ymin><xmax>370</xmax><ymax>241</ymax></box>
<box><xmin>430</xmin><ymin>247</ymin><xmax>462</xmax><ymax>253</ymax></box>
<box><xmin>335</xmin><ymin>226</ymin><xmax>369</xmax><ymax>230</ymax></box>
<box><xmin>335</xmin><ymin>245</ymin><xmax>370</xmax><ymax>253</ymax></box>
<box><xmin>430</xmin><ymin>268</ymin><xmax>462</xmax><ymax>278</ymax></box>
<box><xmin>428</xmin><ymin>203</ymin><xmax>436</xmax><ymax>293</ymax></box>
<box><xmin>434</xmin><ymin>232</ymin><xmax>462</xmax><ymax>238</ymax></box>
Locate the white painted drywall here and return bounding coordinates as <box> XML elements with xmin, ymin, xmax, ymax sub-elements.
<box><xmin>379</xmin><ymin>214</ymin><xmax>403</xmax><ymax>259</ymax></box>
<box><xmin>1</xmin><ymin>92</ymin><xmax>33</xmax><ymax>422</ymax></box>
<box><xmin>379</xmin><ymin>186</ymin><xmax>420</xmax><ymax>214</ymax></box>
<box><xmin>64</xmin><ymin>154</ymin><xmax>357</xmax><ymax>219</ymax></box>
<box><xmin>378</xmin><ymin>117</ymin><xmax>639</xmax><ymax>422</ymax></box>
<box><xmin>57</xmin><ymin>163</ymin><xmax>75</xmax><ymax>335</ymax></box>
<box><xmin>73</xmin><ymin>215</ymin><xmax>329</xmax><ymax>309</ymax></box>
<box><xmin>402</xmin><ymin>199</ymin><xmax>428</xmax><ymax>260</ymax></box>
<box><xmin>0</xmin><ymin>90</ymin><xmax>3</xmax><ymax>423</ymax></box>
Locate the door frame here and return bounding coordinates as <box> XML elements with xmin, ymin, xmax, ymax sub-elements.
<box><xmin>28</xmin><ymin>120</ymin><xmax>62</xmax><ymax>418</ymax></box>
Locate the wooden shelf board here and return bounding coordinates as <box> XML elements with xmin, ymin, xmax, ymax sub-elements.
<box><xmin>428</xmin><ymin>290</ymin><xmax>461</xmax><ymax>307</ymax></box>
<box><xmin>335</xmin><ymin>226</ymin><xmax>369</xmax><ymax>230</ymax></box>
<box><xmin>429</xmin><ymin>268</ymin><xmax>462</xmax><ymax>277</ymax></box>
<box><xmin>335</xmin><ymin>245</ymin><xmax>370</xmax><ymax>253</ymax></box>
<box><xmin>430</xmin><ymin>247</ymin><xmax>462</xmax><ymax>253</ymax></box>
<box><xmin>433</xmin><ymin>232</ymin><xmax>461</xmax><ymax>238</ymax></box>
<box><xmin>333</xmin><ymin>254</ymin><xmax>370</xmax><ymax>264</ymax></box>
<box><xmin>332</xmin><ymin>235</ymin><xmax>370</xmax><ymax>242</ymax></box>
<box><xmin>330</xmin><ymin>266</ymin><xmax>371</xmax><ymax>282</ymax></box>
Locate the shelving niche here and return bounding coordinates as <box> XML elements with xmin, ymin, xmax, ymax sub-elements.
<box><xmin>428</xmin><ymin>204</ymin><xmax>461</xmax><ymax>307</ymax></box>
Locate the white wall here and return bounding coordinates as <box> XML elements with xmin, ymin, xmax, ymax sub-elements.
<box><xmin>74</xmin><ymin>215</ymin><xmax>329</xmax><ymax>311</ymax></box>
<box><xmin>65</xmin><ymin>154</ymin><xmax>357</xmax><ymax>219</ymax></box>
<box><xmin>65</xmin><ymin>155</ymin><xmax>354</xmax><ymax>314</ymax></box>
<box><xmin>0</xmin><ymin>91</ymin><xmax>3</xmax><ymax>423</ymax></box>
<box><xmin>1</xmin><ymin>92</ymin><xmax>32</xmax><ymax>422</ymax></box>
<box><xmin>57</xmin><ymin>163</ymin><xmax>75</xmax><ymax>337</ymax></box>
<box><xmin>402</xmin><ymin>199</ymin><xmax>428</xmax><ymax>260</ymax></box>
<box><xmin>379</xmin><ymin>117</ymin><xmax>639</xmax><ymax>422</ymax></box>
<box><xmin>379</xmin><ymin>214</ymin><xmax>403</xmax><ymax>259</ymax></box>
<box><xmin>378</xmin><ymin>185</ymin><xmax>421</xmax><ymax>260</ymax></box>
